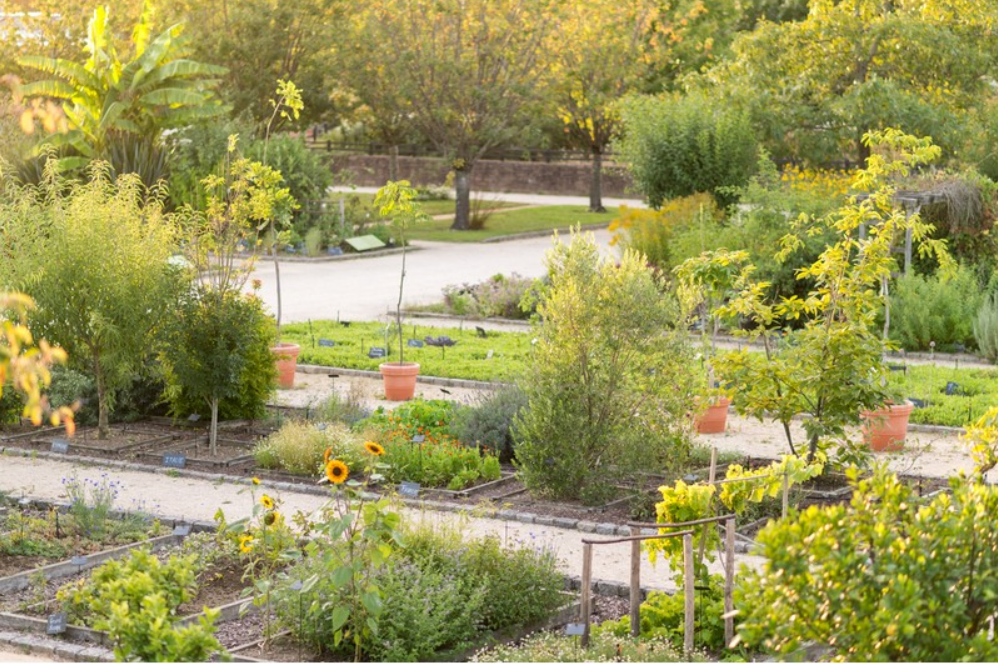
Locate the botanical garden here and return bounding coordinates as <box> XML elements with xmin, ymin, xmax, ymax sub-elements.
<box><xmin>1</xmin><ymin>0</ymin><xmax>998</xmax><ymax>662</ymax></box>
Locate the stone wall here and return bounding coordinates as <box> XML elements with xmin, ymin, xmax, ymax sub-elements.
<box><xmin>328</xmin><ymin>154</ymin><xmax>635</xmax><ymax>197</ymax></box>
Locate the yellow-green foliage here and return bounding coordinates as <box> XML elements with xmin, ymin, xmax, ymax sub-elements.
<box><xmin>254</xmin><ymin>420</ymin><xmax>363</xmax><ymax>476</ymax></box>
<box><xmin>719</xmin><ymin>453</ymin><xmax>825</xmax><ymax>514</ymax></box>
<box><xmin>962</xmin><ymin>406</ymin><xmax>998</xmax><ymax>476</ymax></box>
<box><xmin>608</xmin><ymin>193</ymin><xmax>719</xmax><ymax>269</ymax></box>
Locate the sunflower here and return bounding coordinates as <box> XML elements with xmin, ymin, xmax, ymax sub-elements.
<box><xmin>264</xmin><ymin>511</ymin><xmax>280</xmax><ymax>526</ymax></box>
<box><xmin>323</xmin><ymin>447</ymin><xmax>333</xmax><ymax>463</ymax></box>
<box><xmin>325</xmin><ymin>459</ymin><xmax>349</xmax><ymax>484</ymax></box>
<box><xmin>239</xmin><ymin>534</ymin><xmax>254</xmax><ymax>553</ymax></box>
<box><xmin>260</xmin><ymin>494</ymin><xmax>275</xmax><ymax>510</ymax></box>
<box><xmin>251</xmin><ymin>477</ymin><xmax>261</xmax><ymax>486</ymax></box>
<box><xmin>364</xmin><ymin>441</ymin><xmax>385</xmax><ymax>457</ymax></box>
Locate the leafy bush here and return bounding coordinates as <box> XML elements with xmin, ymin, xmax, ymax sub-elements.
<box><xmin>369</xmin><ymin>425</ymin><xmax>502</xmax><ymax>490</ymax></box>
<box><xmin>975</xmin><ymin>292</ymin><xmax>998</xmax><ymax>363</ymax></box>
<box><xmin>441</xmin><ymin>273</ymin><xmax>539</xmax><ymax>320</ymax></box>
<box><xmin>607</xmin><ymin>193</ymin><xmax>720</xmax><ymax>271</ymax></box>
<box><xmin>514</xmin><ymin>232</ymin><xmax>698</xmax><ymax>503</ymax></box>
<box><xmin>737</xmin><ymin>468</ymin><xmax>998</xmax><ymax>661</ymax></box>
<box><xmin>597</xmin><ymin>575</ymin><xmax>728</xmax><ymax>651</ymax></box>
<box><xmin>452</xmin><ymin>385</ymin><xmax>528</xmax><ymax>462</ymax></box>
<box><xmin>889</xmin><ymin>266</ymin><xmax>981</xmax><ymax>351</ymax></box>
<box><xmin>253</xmin><ymin>420</ymin><xmax>363</xmax><ymax>476</ymax></box>
<box><xmin>57</xmin><ymin>548</ymin><xmax>198</xmax><ymax>627</ymax></box>
<box><xmin>244</xmin><ymin>135</ymin><xmax>332</xmax><ymax>236</ymax></box>
<box><xmin>363</xmin><ymin>398</ymin><xmax>457</xmax><ymax>438</ymax></box>
<box><xmin>0</xmin><ymin>382</ymin><xmax>23</xmax><ymax>425</ymax></box>
<box><xmin>615</xmin><ymin>92</ymin><xmax>758</xmax><ymax>208</ymax></box>
<box><xmin>104</xmin><ymin>596</ymin><xmax>223</xmax><ymax>663</ymax></box>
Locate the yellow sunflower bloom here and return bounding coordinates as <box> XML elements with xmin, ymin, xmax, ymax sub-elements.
<box><xmin>325</xmin><ymin>459</ymin><xmax>349</xmax><ymax>484</ymax></box>
<box><xmin>252</xmin><ymin>477</ymin><xmax>261</xmax><ymax>485</ymax></box>
<box><xmin>239</xmin><ymin>534</ymin><xmax>254</xmax><ymax>553</ymax></box>
<box><xmin>364</xmin><ymin>441</ymin><xmax>385</xmax><ymax>457</ymax></box>
<box><xmin>264</xmin><ymin>511</ymin><xmax>280</xmax><ymax>526</ymax></box>
<box><xmin>260</xmin><ymin>494</ymin><xmax>275</xmax><ymax>510</ymax></box>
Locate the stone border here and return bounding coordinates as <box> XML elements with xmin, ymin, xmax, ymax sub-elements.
<box><xmin>241</xmin><ymin>245</ymin><xmax>411</xmax><ymax>264</ymax></box>
<box><xmin>0</xmin><ymin>629</ymin><xmax>112</xmax><ymax>662</ymax></box>
<box><xmin>296</xmin><ymin>364</ymin><xmax>499</xmax><ymax>390</ymax></box>
<box><xmin>478</xmin><ymin>222</ymin><xmax>611</xmax><ymax>244</ymax></box>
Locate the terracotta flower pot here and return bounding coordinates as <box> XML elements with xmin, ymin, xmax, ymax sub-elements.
<box><xmin>696</xmin><ymin>396</ymin><xmax>731</xmax><ymax>434</ymax></box>
<box><xmin>861</xmin><ymin>401</ymin><xmax>914</xmax><ymax>452</ymax></box>
<box><xmin>270</xmin><ymin>342</ymin><xmax>301</xmax><ymax>389</ymax></box>
<box><xmin>380</xmin><ymin>362</ymin><xmax>420</xmax><ymax>401</ymax></box>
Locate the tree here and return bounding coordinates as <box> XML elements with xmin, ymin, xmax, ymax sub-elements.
<box><xmin>167</xmin><ymin>0</ymin><xmax>341</xmax><ymax>128</ymax></box>
<box><xmin>0</xmin><ymin>163</ymin><xmax>181</xmax><ymax>438</ymax></box>
<box><xmin>513</xmin><ymin>231</ymin><xmax>698</xmax><ymax>503</ymax></box>
<box><xmin>359</xmin><ymin>0</ymin><xmax>554</xmax><ymax>230</ymax></box>
<box><xmin>714</xmin><ymin>129</ymin><xmax>952</xmax><ymax>463</ymax></box>
<box><xmin>711</xmin><ymin>0</ymin><xmax>998</xmax><ymax>164</ymax></box>
<box><xmin>16</xmin><ymin>3</ymin><xmax>226</xmax><ymax>184</ymax></box>
<box><xmin>736</xmin><ymin>467</ymin><xmax>998</xmax><ymax>661</ymax></box>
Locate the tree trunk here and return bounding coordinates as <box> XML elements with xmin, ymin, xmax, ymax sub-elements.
<box><xmin>589</xmin><ymin>148</ymin><xmax>606</xmax><ymax>213</ymax></box>
<box><xmin>209</xmin><ymin>397</ymin><xmax>219</xmax><ymax>456</ymax></box>
<box><xmin>388</xmin><ymin>144</ymin><xmax>399</xmax><ymax>182</ymax></box>
<box><xmin>95</xmin><ymin>361</ymin><xmax>109</xmax><ymax>440</ymax></box>
<box><xmin>451</xmin><ymin>167</ymin><xmax>472</xmax><ymax>231</ymax></box>
<box><xmin>271</xmin><ymin>225</ymin><xmax>282</xmax><ymax>342</ymax></box>
<box><xmin>857</xmin><ymin>130</ymin><xmax>871</xmax><ymax>167</ymax></box>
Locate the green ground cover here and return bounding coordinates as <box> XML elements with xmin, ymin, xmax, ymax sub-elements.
<box><xmin>280</xmin><ymin>320</ymin><xmax>530</xmax><ymax>381</ymax></box>
<box><xmin>405</xmin><ymin>205</ymin><xmax>616</xmax><ymax>242</ymax></box>
<box><xmin>342</xmin><ymin>192</ymin><xmax>518</xmax><ymax>217</ymax></box>
<box><xmin>888</xmin><ymin>363</ymin><xmax>998</xmax><ymax>427</ymax></box>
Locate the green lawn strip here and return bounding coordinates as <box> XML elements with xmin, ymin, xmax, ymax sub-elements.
<box><xmin>886</xmin><ymin>363</ymin><xmax>998</xmax><ymax>427</ymax></box>
<box><xmin>281</xmin><ymin>320</ymin><xmax>531</xmax><ymax>382</ymax></box>
<box><xmin>406</xmin><ymin>205</ymin><xmax>617</xmax><ymax>242</ymax></box>
<box><xmin>342</xmin><ymin>193</ymin><xmax>518</xmax><ymax>217</ymax></box>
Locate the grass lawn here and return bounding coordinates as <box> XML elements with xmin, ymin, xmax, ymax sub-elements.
<box><xmin>338</xmin><ymin>192</ymin><xmax>518</xmax><ymax>218</ymax></box>
<box><xmin>281</xmin><ymin>320</ymin><xmax>532</xmax><ymax>382</ymax></box>
<box><xmin>406</xmin><ymin>205</ymin><xmax>618</xmax><ymax>242</ymax></box>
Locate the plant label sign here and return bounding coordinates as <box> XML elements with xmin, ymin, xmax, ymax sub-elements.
<box><xmin>368</xmin><ymin>347</ymin><xmax>386</xmax><ymax>359</ymax></box>
<box><xmin>486</xmin><ymin>349</ymin><xmax>494</xmax><ymax>360</ymax></box>
<box><xmin>187</xmin><ymin>413</ymin><xmax>201</xmax><ymax>422</ymax></box>
<box><xmin>407</xmin><ymin>338</ymin><xmax>424</xmax><ymax>348</ymax></box>
<box><xmin>564</xmin><ymin>623</ymin><xmax>586</xmax><ymax>636</ymax></box>
<box><xmin>945</xmin><ymin>381</ymin><xmax>961</xmax><ymax>396</ymax></box>
<box><xmin>173</xmin><ymin>524</ymin><xmax>192</xmax><ymax>537</ymax></box>
<box><xmin>71</xmin><ymin>556</ymin><xmax>88</xmax><ymax>567</ymax></box>
<box><xmin>411</xmin><ymin>434</ymin><xmax>425</xmax><ymax>444</ymax></box>
<box><xmin>46</xmin><ymin>613</ymin><xmax>68</xmax><ymax>635</ymax></box>
<box><xmin>50</xmin><ymin>439</ymin><xmax>70</xmax><ymax>454</ymax></box>
<box><xmin>163</xmin><ymin>453</ymin><xmax>187</xmax><ymax>469</ymax></box>
<box><xmin>399</xmin><ymin>481</ymin><xmax>421</xmax><ymax>498</ymax></box>
<box><xmin>476</xmin><ymin>326</ymin><xmax>488</xmax><ymax>338</ymax></box>
<box><xmin>318</xmin><ymin>338</ymin><xmax>336</xmax><ymax>347</ymax></box>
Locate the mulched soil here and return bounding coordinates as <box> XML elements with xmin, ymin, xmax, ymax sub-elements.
<box><xmin>178</xmin><ymin>559</ymin><xmax>249</xmax><ymax>616</ymax></box>
<box><xmin>0</xmin><ymin>554</ymin><xmax>51</xmax><ymax>583</ymax></box>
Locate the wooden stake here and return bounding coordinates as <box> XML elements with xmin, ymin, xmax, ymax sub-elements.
<box><xmin>697</xmin><ymin>447</ymin><xmax>719</xmax><ymax>565</ymax></box>
<box><xmin>724</xmin><ymin>517</ymin><xmax>736</xmax><ymax>647</ymax></box>
<box><xmin>684</xmin><ymin>533</ymin><xmax>694</xmax><ymax>657</ymax></box>
<box><xmin>581</xmin><ymin>542</ymin><xmax>593</xmax><ymax>648</ymax></box>
<box><xmin>630</xmin><ymin>526</ymin><xmax>641</xmax><ymax>638</ymax></box>
<box><xmin>782</xmin><ymin>471</ymin><xmax>790</xmax><ymax>518</ymax></box>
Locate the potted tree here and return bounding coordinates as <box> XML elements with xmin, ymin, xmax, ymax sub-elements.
<box><xmin>710</xmin><ymin>129</ymin><xmax>951</xmax><ymax>462</ymax></box>
<box><xmin>375</xmin><ymin>181</ymin><xmax>429</xmax><ymax>400</ymax></box>
<box><xmin>674</xmin><ymin>249</ymin><xmax>748</xmax><ymax>434</ymax></box>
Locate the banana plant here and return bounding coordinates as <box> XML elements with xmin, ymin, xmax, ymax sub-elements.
<box><xmin>17</xmin><ymin>3</ymin><xmax>227</xmax><ymax>176</ymax></box>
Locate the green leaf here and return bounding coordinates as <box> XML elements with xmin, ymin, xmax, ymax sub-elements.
<box><xmin>330</xmin><ymin>606</ymin><xmax>349</xmax><ymax>632</ymax></box>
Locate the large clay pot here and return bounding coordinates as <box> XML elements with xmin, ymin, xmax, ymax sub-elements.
<box><xmin>861</xmin><ymin>401</ymin><xmax>914</xmax><ymax>452</ymax></box>
<box><xmin>696</xmin><ymin>396</ymin><xmax>731</xmax><ymax>434</ymax></box>
<box><xmin>271</xmin><ymin>342</ymin><xmax>301</xmax><ymax>389</ymax></box>
<box><xmin>380</xmin><ymin>362</ymin><xmax>420</xmax><ymax>401</ymax></box>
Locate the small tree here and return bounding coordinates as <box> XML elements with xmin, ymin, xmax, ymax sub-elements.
<box><xmin>0</xmin><ymin>163</ymin><xmax>180</xmax><ymax>438</ymax></box>
<box><xmin>714</xmin><ymin>129</ymin><xmax>953</xmax><ymax>463</ymax></box>
<box><xmin>374</xmin><ymin>180</ymin><xmax>430</xmax><ymax>365</ymax></box>
<box><xmin>514</xmin><ymin>231</ymin><xmax>698</xmax><ymax>503</ymax></box>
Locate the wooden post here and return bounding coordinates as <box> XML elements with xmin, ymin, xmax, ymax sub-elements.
<box><xmin>630</xmin><ymin>526</ymin><xmax>641</xmax><ymax>638</ymax></box>
<box><xmin>684</xmin><ymin>533</ymin><xmax>694</xmax><ymax>657</ymax></box>
<box><xmin>581</xmin><ymin>542</ymin><xmax>593</xmax><ymax>647</ymax></box>
<box><xmin>724</xmin><ymin>517</ymin><xmax>736</xmax><ymax>648</ymax></box>
<box><xmin>782</xmin><ymin>471</ymin><xmax>790</xmax><ymax>518</ymax></box>
<box><xmin>904</xmin><ymin>212</ymin><xmax>913</xmax><ymax>276</ymax></box>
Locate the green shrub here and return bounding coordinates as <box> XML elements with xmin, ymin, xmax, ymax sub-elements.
<box><xmin>362</xmin><ymin>398</ymin><xmax>458</xmax><ymax>438</ymax></box>
<box><xmin>452</xmin><ymin>385</ymin><xmax>528</xmax><ymax>462</ymax></box>
<box><xmin>609</xmin><ymin>193</ymin><xmax>720</xmax><ymax>271</ymax></box>
<box><xmin>441</xmin><ymin>273</ymin><xmax>539</xmax><ymax>320</ymax></box>
<box><xmin>975</xmin><ymin>292</ymin><xmax>998</xmax><ymax>363</ymax></box>
<box><xmin>597</xmin><ymin>575</ymin><xmax>728</xmax><ymax>651</ymax></box>
<box><xmin>104</xmin><ymin>595</ymin><xmax>223</xmax><ymax>663</ymax></box>
<box><xmin>615</xmin><ymin>92</ymin><xmax>758</xmax><ymax>208</ymax></box>
<box><xmin>244</xmin><ymin>135</ymin><xmax>332</xmax><ymax>236</ymax></box>
<box><xmin>737</xmin><ymin>469</ymin><xmax>998</xmax><ymax>661</ymax></box>
<box><xmin>0</xmin><ymin>382</ymin><xmax>23</xmax><ymax>425</ymax></box>
<box><xmin>57</xmin><ymin>548</ymin><xmax>198</xmax><ymax>627</ymax></box>
<box><xmin>889</xmin><ymin>266</ymin><xmax>981</xmax><ymax>351</ymax></box>
<box><xmin>368</xmin><ymin>424</ymin><xmax>501</xmax><ymax>490</ymax></box>
<box><xmin>253</xmin><ymin>420</ymin><xmax>363</xmax><ymax>476</ymax></box>
<box><xmin>514</xmin><ymin>232</ymin><xmax>698</xmax><ymax>503</ymax></box>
